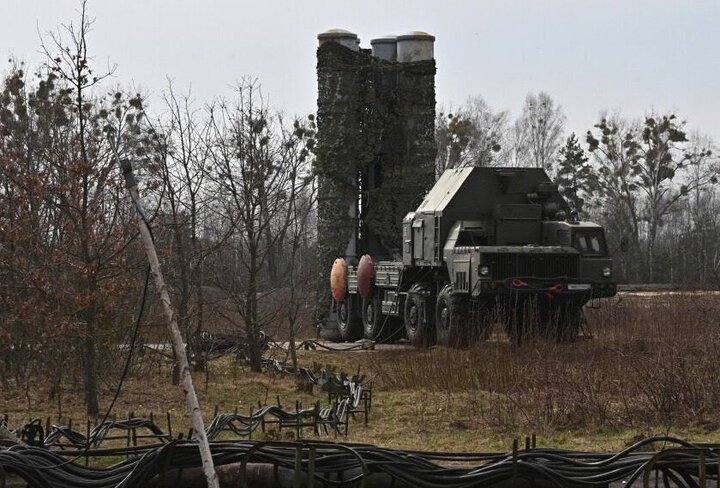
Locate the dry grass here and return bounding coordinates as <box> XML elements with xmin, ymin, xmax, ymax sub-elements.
<box><xmin>370</xmin><ymin>294</ymin><xmax>720</xmax><ymax>439</ymax></box>
<box><xmin>0</xmin><ymin>356</ymin><xmax>317</xmax><ymax>431</ymax></box>
<box><xmin>3</xmin><ymin>294</ymin><xmax>720</xmax><ymax>453</ymax></box>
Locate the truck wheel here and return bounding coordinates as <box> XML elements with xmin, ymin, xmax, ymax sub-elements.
<box><xmin>404</xmin><ymin>285</ymin><xmax>435</xmax><ymax>347</ymax></box>
<box><xmin>435</xmin><ymin>285</ymin><xmax>469</xmax><ymax>348</ymax></box>
<box><xmin>336</xmin><ymin>295</ymin><xmax>363</xmax><ymax>342</ymax></box>
<box><xmin>362</xmin><ymin>295</ymin><xmax>385</xmax><ymax>341</ymax></box>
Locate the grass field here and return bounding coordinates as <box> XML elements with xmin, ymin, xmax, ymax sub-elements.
<box><xmin>3</xmin><ymin>293</ymin><xmax>720</xmax><ymax>453</ymax></box>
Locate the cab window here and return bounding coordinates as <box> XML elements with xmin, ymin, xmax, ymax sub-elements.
<box><xmin>573</xmin><ymin>230</ymin><xmax>605</xmax><ymax>255</ymax></box>
<box><xmin>456</xmin><ymin>230</ymin><xmax>488</xmax><ymax>246</ymax></box>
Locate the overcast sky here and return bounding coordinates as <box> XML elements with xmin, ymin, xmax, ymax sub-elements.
<box><xmin>3</xmin><ymin>0</ymin><xmax>719</xmax><ymax>141</ymax></box>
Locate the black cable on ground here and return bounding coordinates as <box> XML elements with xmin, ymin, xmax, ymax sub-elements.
<box><xmin>2</xmin><ymin>435</ymin><xmax>718</xmax><ymax>488</ymax></box>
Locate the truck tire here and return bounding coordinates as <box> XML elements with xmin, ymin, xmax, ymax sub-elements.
<box><xmin>404</xmin><ymin>284</ymin><xmax>435</xmax><ymax>347</ymax></box>
<box><xmin>336</xmin><ymin>295</ymin><xmax>363</xmax><ymax>342</ymax></box>
<box><xmin>435</xmin><ymin>285</ymin><xmax>469</xmax><ymax>348</ymax></box>
<box><xmin>362</xmin><ymin>295</ymin><xmax>385</xmax><ymax>341</ymax></box>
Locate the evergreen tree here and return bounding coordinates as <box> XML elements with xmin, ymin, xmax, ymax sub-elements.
<box><xmin>556</xmin><ymin>133</ymin><xmax>596</xmax><ymax>216</ymax></box>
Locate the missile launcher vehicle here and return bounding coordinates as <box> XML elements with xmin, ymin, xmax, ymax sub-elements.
<box><xmin>326</xmin><ymin>166</ymin><xmax>617</xmax><ymax>346</ymax></box>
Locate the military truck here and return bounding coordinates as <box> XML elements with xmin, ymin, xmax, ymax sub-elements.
<box><xmin>328</xmin><ymin>167</ymin><xmax>617</xmax><ymax>346</ymax></box>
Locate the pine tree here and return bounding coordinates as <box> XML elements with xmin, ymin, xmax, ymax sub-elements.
<box><xmin>556</xmin><ymin>133</ymin><xmax>596</xmax><ymax>216</ymax></box>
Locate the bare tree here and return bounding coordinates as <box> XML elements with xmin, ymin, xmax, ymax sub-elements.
<box><xmin>280</xmin><ymin>117</ymin><xmax>316</xmax><ymax>371</ymax></box>
<box><xmin>509</xmin><ymin>92</ymin><xmax>565</xmax><ymax>170</ymax></box>
<box><xmin>678</xmin><ymin>133</ymin><xmax>719</xmax><ymax>285</ymax></box>
<box><xmin>154</xmin><ymin>82</ymin><xmax>218</xmax><ymax>378</ymax></box>
<box><xmin>587</xmin><ymin>114</ymin><xmax>718</xmax><ymax>281</ymax></box>
<box><xmin>207</xmin><ymin>80</ymin><xmax>312</xmax><ymax>371</ymax></box>
<box><xmin>435</xmin><ymin>96</ymin><xmax>508</xmax><ymax>173</ymax></box>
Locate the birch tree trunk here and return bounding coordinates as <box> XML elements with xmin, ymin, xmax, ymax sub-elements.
<box><xmin>121</xmin><ymin>159</ymin><xmax>219</xmax><ymax>488</ymax></box>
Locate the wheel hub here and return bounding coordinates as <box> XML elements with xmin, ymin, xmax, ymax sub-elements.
<box><xmin>339</xmin><ymin>302</ymin><xmax>348</xmax><ymax>322</ymax></box>
<box><xmin>366</xmin><ymin>302</ymin><xmax>375</xmax><ymax>325</ymax></box>
<box><xmin>408</xmin><ymin>303</ymin><xmax>418</xmax><ymax>330</ymax></box>
<box><xmin>439</xmin><ymin>305</ymin><xmax>449</xmax><ymax>330</ymax></box>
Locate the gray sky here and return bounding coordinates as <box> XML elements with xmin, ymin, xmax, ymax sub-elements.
<box><xmin>3</xmin><ymin>0</ymin><xmax>720</xmax><ymax>141</ymax></box>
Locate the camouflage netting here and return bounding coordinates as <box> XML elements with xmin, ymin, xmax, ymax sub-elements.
<box><xmin>314</xmin><ymin>40</ymin><xmax>436</xmax><ymax>321</ymax></box>
<box><xmin>315</xmin><ymin>42</ymin><xmax>361</xmax><ymax>272</ymax></box>
<box><xmin>364</xmin><ymin>58</ymin><xmax>437</xmax><ymax>256</ymax></box>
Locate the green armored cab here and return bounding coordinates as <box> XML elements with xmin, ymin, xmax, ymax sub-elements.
<box><xmin>329</xmin><ymin>166</ymin><xmax>617</xmax><ymax>346</ymax></box>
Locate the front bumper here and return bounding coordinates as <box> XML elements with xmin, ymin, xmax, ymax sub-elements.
<box><xmin>475</xmin><ymin>277</ymin><xmax>617</xmax><ymax>299</ymax></box>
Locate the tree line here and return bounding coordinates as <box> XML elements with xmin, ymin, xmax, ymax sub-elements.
<box><xmin>437</xmin><ymin>93</ymin><xmax>719</xmax><ymax>285</ymax></box>
<box><xmin>0</xmin><ymin>6</ymin><xmax>316</xmax><ymax>416</ymax></box>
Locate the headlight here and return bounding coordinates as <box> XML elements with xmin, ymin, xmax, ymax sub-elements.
<box><xmin>602</xmin><ymin>267</ymin><xmax>611</xmax><ymax>278</ymax></box>
<box><xmin>479</xmin><ymin>265</ymin><xmax>490</xmax><ymax>277</ymax></box>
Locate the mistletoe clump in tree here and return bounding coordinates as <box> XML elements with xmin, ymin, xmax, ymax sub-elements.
<box><xmin>586</xmin><ymin>114</ymin><xmax>717</xmax><ymax>281</ymax></box>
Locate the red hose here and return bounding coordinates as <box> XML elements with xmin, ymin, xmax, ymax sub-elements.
<box><xmin>545</xmin><ymin>283</ymin><xmax>563</xmax><ymax>301</ymax></box>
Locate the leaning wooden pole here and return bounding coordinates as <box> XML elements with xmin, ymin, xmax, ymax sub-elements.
<box><xmin>117</xmin><ymin>155</ymin><xmax>219</xmax><ymax>488</ymax></box>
